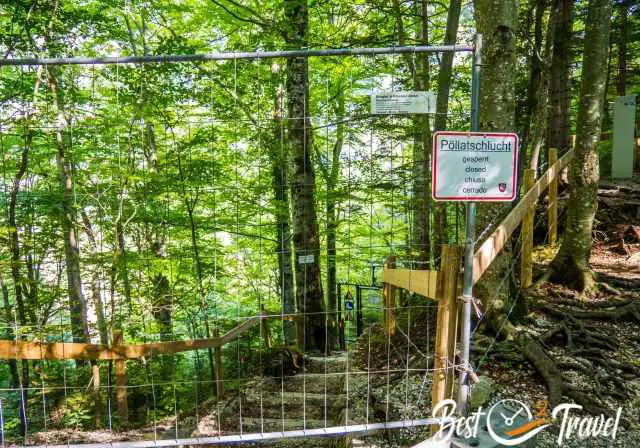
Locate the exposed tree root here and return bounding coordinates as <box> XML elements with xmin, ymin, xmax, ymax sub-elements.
<box><xmin>519</xmin><ymin>334</ymin><xmax>628</xmax><ymax>426</ymax></box>
<box><xmin>537</xmin><ymin>300</ymin><xmax>640</xmax><ymax>321</ymax></box>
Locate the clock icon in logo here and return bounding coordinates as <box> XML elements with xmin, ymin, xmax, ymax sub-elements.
<box><xmin>486</xmin><ymin>399</ymin><xmax>548</xmax><ymax>446</ymax></box>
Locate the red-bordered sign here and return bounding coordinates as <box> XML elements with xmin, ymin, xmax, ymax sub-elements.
<box><xmin>432</xmin><ymin>131</ymin><xmax>519</xmax><ymax>202</ymax></box>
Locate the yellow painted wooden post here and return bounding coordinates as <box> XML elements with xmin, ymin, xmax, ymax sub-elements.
<box><xmin>548</xmin><ymin>148</ymin><xmax>558</xmax><ymax>244</ymax></box>
<box><xmin>521</xmin><ymin>169</ymin><xmax>536</xmax><ymax>288</ymax></box>
<box><xmin>113</xmin><ymin>330</ymin><xmax>128</xmax><ymax>425</ymax></box>
<box><xmin>214</xmin><ymin>328</ymin><xmax>224</xmax><ymax>399</ymax></box>
<box><xmin>383</xmin><ymin>255</ymin><xmax>397</xmax><ymax>336</ymax></box>
<box><xmin>431</xmin><ymin>245</ymin><xmax>460</xmax><ymax>431</ymax></box>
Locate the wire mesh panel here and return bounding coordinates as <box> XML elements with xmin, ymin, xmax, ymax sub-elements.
<box><xmin>0</xmin><ymin>48</ymin><xmax>475</xmax><ymax>447</ymax></box>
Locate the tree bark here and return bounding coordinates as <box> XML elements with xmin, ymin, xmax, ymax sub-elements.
<box><xmin>47</xmin><ymin>67</ymin><xmax>90</xmax><ymax>345</ymax></box>
<box><xmin>527</xmin><ymin>0</ymin><xmax>559</xmax><ymax>172</ymax></box>
<box><xmin>144</xmin><ymin>123</ymin><xmax>173</xmax><ymax>341</ymax></box>
<box><xmin>0</xmin><ymin>271</ymin><xmax>24</xmax><ymax>433</ymax></box>
<box><xmin>284</xmin><ymin>0</ymin><xmax>326</xmax><ymax>353</ymax></box>
<box><xmin>317</xmin><ymin>86</ymin><xmax>346</xmax><ymax>351</ymax></box>
<box><xmin>392</xmin><ymin>0</ymin><xmax>433</xmax><ymax>266</ymax></box>
<box><xmin>547</xmin><ymin>0</ymin><xmax>574</xmax><ymax>153</ymax></box>
<box><xmin>473</xmin><ymin>0</ymin><xmax>520</xmax><ymax>337</ymax></box>
<box><xmin>616</xmin><ymin>0</ymin><xmax>629</xmax><ymax>96</ymax></box>
<box><xmin>549</xmin><ymin>0</ymin><xmax>612</xmax><ymax>293</ymax></box>
<box><xmin>521</xmin><ymin>0</ymin><xmax>546</xmax><ymax>146</ymax></box>
<box><xmin>432</xmin><ymin>0</ymin><xmax>463</xmax><ymax>252</ymax></box>
<box><xmin>269</xmin><ymin>67</ymin><xmax>296</xmax><ymax>346</ymax></box>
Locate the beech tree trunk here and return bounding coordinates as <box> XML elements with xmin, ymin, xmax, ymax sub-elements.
<box><xmin>549</xmin><ymin>0</ymin><xmax>612</xmax><ymax>293</ymax></box>
<box><xmin>392</xmin><ymin>0</ymin><xmax>433</xmax><ymax>266</ymax></box>
<box><xmin>473</xmin><ymin>0</ymin><xmax>520</xmax><ymax>337</ymax></box>
<box><xmin>547</xmin><ymin>0</ymin><xmax>574</xmax><ymax>153</ymax></box>
<box><xmin>144</xmin><ymin>124</ymin><xmax>173</xmax><ymax>342</ymax></box>
<box><xmin>616</xmin><ymin>0</ymin><xmax>629</xmax><ymax>96</ymax></box>
<box><xmin>433</xmin><ymin>0</ymin><xmax>463</xmax><ymax>251</ymax></box>
<box><xmin>268</xmin><ymin>68</ymin><xmax>296</xmax><ymax>346</ymax></box>
<box><xmin>316</xmin><ymin>86</ymin><xmax>345</xmax><ymax>350</ymax></box>
<box><xmin>527</xmin><ymin>0</ymin><xmax>559</xmax><ymax>172</ymax></box>
<box><xmin>48</xmin><ymin>68</ymin><xmax>90</xmax><ymax>345</ymax></box>
<box><xmin>521</xmin><ymin>0</ymin><xmax>545</xmax><ymax>145</ymax></box>
<box><xmin>284</xmin><ymin>0</ymin><xmax>327</xmax><ymax>353</ymax></box>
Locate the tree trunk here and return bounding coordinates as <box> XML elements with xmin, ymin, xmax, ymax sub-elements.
<box><xmin>547</xmin><ymin>0</ymin><xmax>574</xmax><ymax>153</ymax></box>
<box><xmin>6</xmin><ymin>65</ymin><xmax>44</xmax><ymax>436</ymax></box>
<box><xmin>80</xmin><ymin>210</ymin><xmax>109</xmax><ymax>426</ymax></box>
<box><xmin>144</xmin><ymin>124</ymin><xmax>173</xmax><ymax>342</ymax></box>
<box><xmin>414</xmin><ymin>0</ymin><xmax>433</xmax><ymax>266</ymax></box>
<box><xmin>325</xmin><ymin>88</ymin><xmax>345</xmax><ymax>350</ymax></box>
<box><xmin>433</xmin><ymin>0</ymin><xmax>463</xmax><ymax>251</ymax></box>
<box><xmin>176</xmin><ymin>146</ymin><xmax>217</xmax><ymax>394</ymax></box>
<box><xmin>284</xmin><ymin>0</ymin><xmax>327</xmax><ymax>353</ymax></box>
<box><xmin>616</xmin><ymin>0</ymin><xmax>629</xmax><ymax>96</ymax></box>
<box><xmin>0</xmin><ymin>271</ymin><xmax>24</xmax><ymax>434</ymax></box>
<box><xmin>527</xmin><ymin>0</ymin><xmax>559</xmax><ymax>172</ymax></box>
<box><xmin>549</xmin><ymin>0</ymin><xmax>612</xmax><ymax>293</ymax></box>
<box><xmin>269</xmin><ymin>67</ymin><xmax>296</xmax><ymax>346</ymax></box>
<box><xmin>473</xmin><ymin>0</ymin><xmax>520</xmax><ymax>338</ymax></box>
<box><xmin>48</xmin><ymin>68</ymin><xmax>90</xmax><ymax>345</ymax></box>
<box><xmin>521</xmin><ymin>0</ymin><xmax>546</xmax><ymax>145</ymax></box>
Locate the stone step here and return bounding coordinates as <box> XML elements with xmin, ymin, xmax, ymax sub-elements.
<box><xmin>234</xmin><ymin>391</ymin><xmax>346</xmax><ymax>420</ymax></box>
<box><xmin>269</xmin><ymin>372</ymin><xmax>347</xmax><ymax>394</ymax></box>
<box><xmin>302</xmin><ymin>352</ymin><xmax>350</xmax><ymax>374</ymax></box>
<box><xmin>223</xmin><ymin>417</ymin><xmax>331</xmax><ymax>433</ymax></box>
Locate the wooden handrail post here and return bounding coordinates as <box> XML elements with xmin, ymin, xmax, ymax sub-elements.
<box><xmin>112</xmin><ymin>330</ymin><xmax>128</xmax><ymax>426</ymax></box>
<box><xmin>548</xmin><ymin>148</ymin><xmax>559</xmax><ymax>244</ymax></box>
<box><xmin>260</xmin><ymin>305</ymin><xmax>273</xmax><ymax>348</ymax></box>
<box><xmin>431</xmin><ymin>245</ymin><xmax>461</xmax><ymax>432</ymax></box>
<box><xmin>382</xmin><ymin>255</ymin><xmax>397</xmax><ymax>336</ymax></box>
<box><xmin>214</xmin><ymin>328</ymin><xmax>224</xmax><ymax>399</ymax></box>
<box><xmin>521</xmin><ymin>169</ymin><xmax>536</xmax><ymax>288</ymax></box>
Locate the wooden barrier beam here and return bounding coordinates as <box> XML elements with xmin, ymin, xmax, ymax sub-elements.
<box><xmin>548</xmin><ymin>148</ymin><xmax>558</xmax><ymax>244</ymax></box>
<box><xmin>521</xmin><ymin>169</ymin><xmax>536</xmax><ymax>288</ymax></box>
<box><xmin>0</xmin><ymin>314</ymin><xmax>269</xmax><ymax>361</ymax></box>
<box><xmin>472</xmin><ymin>149</ymin><xmax>573</xmax><ymax>284</ymax></box>
<box><xmin>381</xmin><ymin>268</ymin><xmax>439</xmax><ymax>300</ymax></box>
<box><xmin>431</xmin><ymin>245</ymin><xmax>461</xmax><ymax>432</ymax></box>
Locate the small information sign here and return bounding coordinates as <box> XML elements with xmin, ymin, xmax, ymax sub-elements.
<box><xmin>371</xmin><ymin>91</ymin><xmax>436</xmax><ymax>114</ymax></box>
<box><xmin>432</xmin><ymin>131</ymin><xmax>519</xmax><ymax>202</ymax></box>
<box><xmin>298</xmin><ymin>254</ymin><xmax>314</xmax><ymax>264</ymax></box>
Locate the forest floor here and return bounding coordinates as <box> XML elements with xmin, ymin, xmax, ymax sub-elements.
<box><xmin>465</xmin><ymin>177</ymin><xmax>640</xmax><ymax>448</ymax></box>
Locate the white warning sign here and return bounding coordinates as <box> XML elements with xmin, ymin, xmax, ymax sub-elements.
<box><xmin>432</xmin><ymin>131</ymin><xmax>519</xmax><ymax>202</ymax></box>
<box><xmin>371</xmin><ymin>91</ymin><xmax>436</xmax><ymax>114</ymax></box>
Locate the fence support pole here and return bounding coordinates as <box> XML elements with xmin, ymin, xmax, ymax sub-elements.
<box><xmin>457</xmin><ymin>32</ymin><xmax>482</xmax><ymax>416</ymax></box>
<box><xmin>548</xmin><ymin>148</ymin><xmax>558</xmax><ymax>244</ymax></box>
<box><xmin>214</xmin><ymin>328</ymin><xmax>224</xmax><ymax>399</ymax></box>
<box><xmin>521</xmin><ymin>168</ymin><xmax>536</xmax><ymax>288</ymax></box>
<box><xmin>113</xmin><ymin>330</ymin><xmax>128</xmax><ymax>426</ymax></box>
<box><xmin>432</xmin><ymin>245</ymin><xmax>461</xmax><ymax>432</ymax></box>
<box><xmin>382</xmin><ymin>256</ymin><xmax>397</xmax><ymax>336</ymax></box>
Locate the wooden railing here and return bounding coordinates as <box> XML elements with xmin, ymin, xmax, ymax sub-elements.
<box><xmin>381</xmin><ymin>147</ymin><xmax>574</xmax><ymax>412</ymax></box>
<box><xmin>0</xmin><ymin>308</ymin><xmax>280</xmax><ymax>424</ymax></box>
